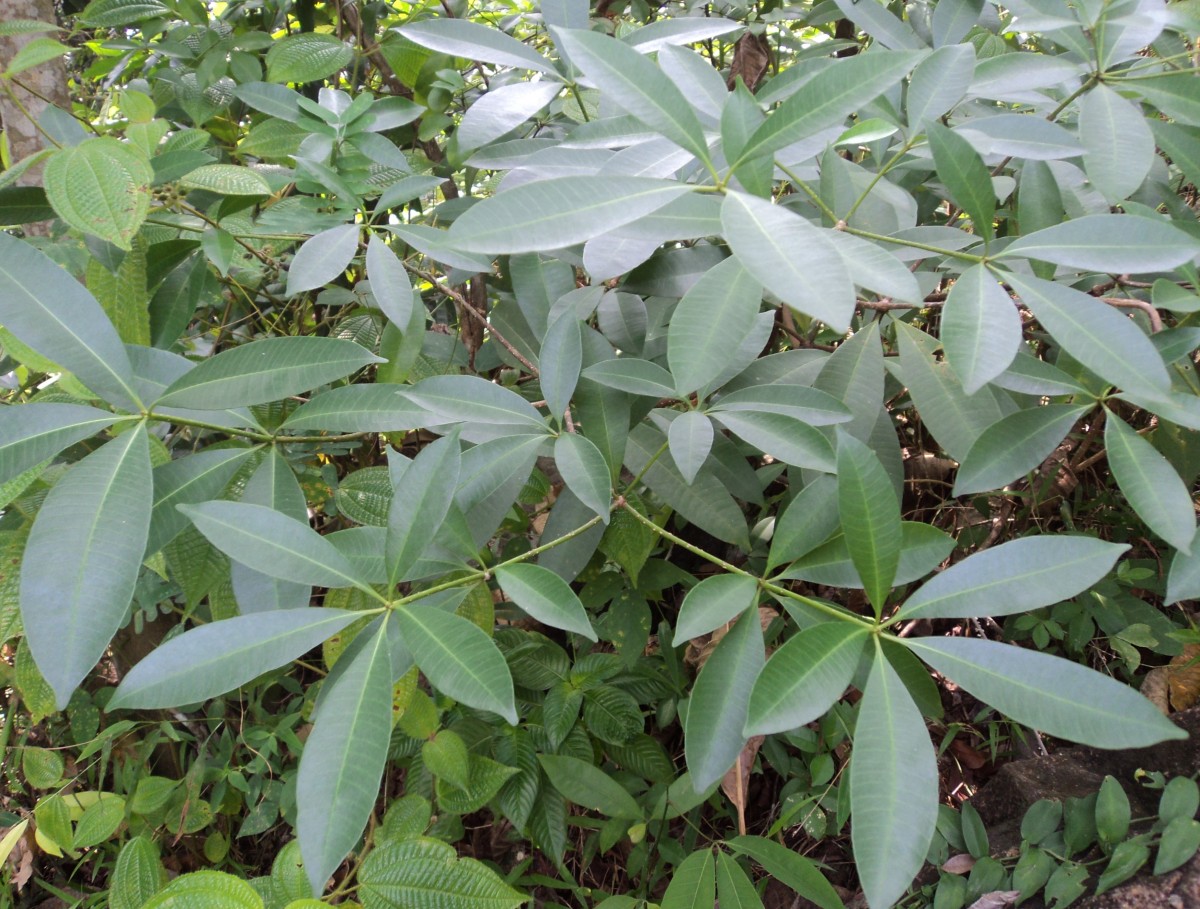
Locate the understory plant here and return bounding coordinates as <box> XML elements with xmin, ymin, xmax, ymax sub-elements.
<box><xmin>1</xmin><ymin>0</ymin><xmax>1199</xmax><ymax>907</ymax></box>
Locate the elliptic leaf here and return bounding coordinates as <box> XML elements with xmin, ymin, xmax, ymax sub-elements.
<box><xmin>280</xmin><ymin>385</ymin><xmax>429</xmax><ymax>432</ymax></box>
<box><xmin>1000</xmin><ymin>215</ymin><xmax>1200</xmax><ymax>274</ymax></box>
<box><xmin>906</xmin><ymin>637</ymin><xmax>1186</xmax><ymax>748</ymax></box>
<box><xmin>661</xmin><ymin>849</ymin><xmax>715</xmax><ymax>909</ymax></box>
<box><xmin>1105</xmin><ymin>413</ymin><xmax>1196</xmax><ymax>553</ymax></box>
<box><xmin>365</xmin><ymin>233</ymin><xmax>415</xmax><ymax>329</ymax></box>
<box><xmin>387</xmin><ymin>433</ymin><xmax>461</xmax><ymax>583</ymax></box>
<box><xmin>146</xmin><ymin>448</ymin><xmax>255</xmax><ymax>555</ymax></box>
<box><xmin>155</xmin><ymin>336</ymin><xmax>383</xmax><ymax>411</ymax></box>
<box><xmin>399</xmin><ymin>19</ymin><xmax>557</xmax><ymax>74</ymax></box>
<box><xmin>495</xmin><ymin>563</ymin><xmax>597</xmax><ymax>641</ymax></box>
<box><xmin>894</xmin><ymin>535</ymin><xmax>1127</xmax><ymax>621</ymax></box>
<box><xmin>928</xmin><ymin>123</ymin><xmax>995</xmax><ymax>241</ymax></box>
<box><xmin>179</xmin><ymin>165</ymin><xmax>272</xmax><ymax>197</ymax></box>
<box><xmin>21</xmin><ymin>427</ymin><xmax>152</xmax><ymax>707</ymax></box>
<box><xmin>298</xmin><ymin>620</ymin><xmax>392</xmax><ymax>895</ymax></box>
<box><xmin>1078</xmin><ymin>84</ymin><xmax>1155</xmax><ymax>204</ymax></box>
<box><xmin>457</xmin><ymin>82</ymin><xmax>562</xmax><ymax>151</ymax></box>
<box><xmin>359</xmin><ymin>837</ymin><xmax>526</xmax><ymax>909</ymax></box>
<box><xmin>79</xmin><ymin>0</ymin><xmax>169</xmax><ymax>26</ymax></box>
<box><xmin>851</xmin><ymin>644</ymin><xmax>939</xmax><ymax>909</ymax></box>
<box><xmin>713</xmin><ymin>409</ymin><xmax>836</xmax><ymax>473</ymax></box>
<box><xmin>941</xmin><ymin>265</ymin><xmax>1022</xmax><ymax>393</ymax></box>
<box><xmin>0</xmin><ymin>403</ymin><xmax>126</xmax><ymax>486</ymax></box>
<box><xmin>141</xmin><ymin>871</ymin><xmax>261</xmax><ymax>909</ymax></box>
<box><xmin>540</xmin><ymin>313</ymin><xmax>583</xmax><ymax>422</ymax></box>
<box><xmin>538</xmin><ymin>754</ymin><xmax>643</xmax><ymax>820</ymax></box>
<box><xmin>952</xmin><ymin>403</ymin><xmax>1090</xmax><ymax>496</ymax></box>
<box><xmin>110</xmin><ymin>609</ymin><xmax>364</xmax><ymax>709</ymax></box>
<box><xmin>286</xmin><ymin>225</ymin><xmax>361</xmax><ymax>297</ymax></box>
<box><xmin>726</xmin><ymin>837</ymin><xmax>844</xmax><ymax>909</ymax></box>
<box><xmin>836</xmin><ymin>432</ymin><xmax>902</xmax><ymax>615</ymax></box>
<box><xmin>667</xmin><ymin>411</ymin><xmax>715</xmax><ymax>485</ymax></box>
<box><xmin>721</xmin><ymin>192</ymin><xmax>854</xmax><ymax>332</ymax></box>
<box><xmin>553</xmin><ymin>432</ymin><xmax>612</xmax><ymax>521</ymax></box>
<box><xmin>43</xmin><ymin>138</ymin><xmax>152</xmax><ymax>250</ymax></box>
<box><xmin>674</xmin><ymin>573</ymin><xmax>758</xmax><ymax>643</ymax></box>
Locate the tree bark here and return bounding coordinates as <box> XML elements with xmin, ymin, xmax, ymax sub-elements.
<box><xmin>0</xmin><ymin>0</ymin><xmax>70</xmax><ymax>188</ymax></box>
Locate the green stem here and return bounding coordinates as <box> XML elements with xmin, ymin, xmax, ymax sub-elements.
<box><xmin>145</xmin><ymin>411</ymin><xmax>371</xmax><ymax>446</ymax></box>
<box><xmin>776</xmin><ymin>162</ymin><xmax>839</xmax><ymax>223</ymax></box>
<box><xmin>844</xmin><ymin>136</ymin><xmax>917</xmax><ymax>223</ymax></box>
<box><xmin>846</xmin><ymin>225</ymin><xmax>988</xmax><ymax>264</ymax></box>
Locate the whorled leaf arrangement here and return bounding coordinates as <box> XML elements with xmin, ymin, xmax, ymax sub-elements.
<box><xmin>1</xmin><ymin>0</ymin><xmax>1199</xmax><ymax>906</ymax></box>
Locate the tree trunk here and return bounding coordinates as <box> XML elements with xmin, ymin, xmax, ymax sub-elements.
<box><xmin>0</xmin><ymin>0</ymin><xmax>69</xmax><ymax>201</ymax></box>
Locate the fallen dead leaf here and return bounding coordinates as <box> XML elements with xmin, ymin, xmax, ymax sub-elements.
<box><xmin>942</xmin><ymin>853</ymin><xmax>976</xmax><ymax>874</ymax></box>
<box><xmin>722</xmin><ymin>735</ymin><xmax>765</xmax><ymax>836</ymax></box>
<box><xmin>1167</xmin><ymin>644</ymin><xmax>1200</xmax><ymax>711</ymax></box>
<box><xmin>966</xmin><ymin>891</ymin><xmax>1020</xmax><ymax>909</ymax></box>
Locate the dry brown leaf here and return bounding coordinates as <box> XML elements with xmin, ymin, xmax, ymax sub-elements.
<box><xmin>727</xmin><ymin>32</ymin><xmax>772</xmax><ymax>92</ymax></box>
<box><xmin>1167</xmin><ymin>644</ymin><xmax>1200</xmax><ymax>711</ymax></box>
<box><xmin>942</xmin><ymin>853</ymin><xmax>976</xmax><ymax>875</ymax></box>
<box><xmin>722</xmin><ymin>735</ymin><xmax>765</xmax><ymax>836</ymax></box>
<box><xmin>1141</xmin><ymin>665</ymin><xmax>1171</xmax><ymax>715</ymax></box>
<box><xmin>966</xmin><ymin>891</ymin><xmax>1020</xmax><ymax>909</ymax></box>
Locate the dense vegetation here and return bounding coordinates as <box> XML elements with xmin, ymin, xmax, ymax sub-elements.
<box><xmin>1</xmin><ymin>0</ymin><xmax>1199</xmax><ymax>907</ymax></box>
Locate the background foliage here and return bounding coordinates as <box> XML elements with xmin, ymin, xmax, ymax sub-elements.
<box><xmin>1</xmin><ymin>0</ymin><xmax>1199</xmax><ymax>907</ymax></box>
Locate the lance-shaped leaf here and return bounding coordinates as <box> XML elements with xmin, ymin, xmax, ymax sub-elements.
<box><xmin>721</xmin><ymin>192</ymin><xmax>854</xmax><ymax>333</ymax></box>
<box><xmin>495</xmin><ymin>563</ymin><xmax>597</xmax><ymax>640</ymax></box>
<box><xmin>581</xmin><ymin>358</ymin><xmax>676</xmax><ymax>398</ymax></box>
<box><xmin>387</xmin><ymin>432</ymin><xmax>461</xmax><ymax>583</ymax></box>
<box><xmin>553</xmin><ymin>28</ymin><xmax>710</xmax><ymax>164</ymax></box>
<box><xmin>448</xmin><ymin>177</ymin><xmax>692</xmax><ymax>255</ymax></box>
<box><xmin>726</xmin><ymin>837</ymin><xmax>845</xmax><ymax>909</ymax></box>
<box><xmin>928</xmin><ymin>122</ymin><xmax>995</xmax><ymax>242</ymax></box>
<box><xmin>180</xmin><ymin>501</ymin><xmax>371</xmax><ymax>590</ymax></box>
<box><xmin>837</xmin><ymin>432</ymin><xmax>902</xmax><ymax>616</ymax></box>
<box><xmin>458</xmin><ymin>81</ymin><xmax>563</xmax><ymax>151</ymax></box>
<box><xmin>21</xmin><ymin>426</ymin><xmax>152</xmax><ymax>707</ymax></box>
<box><xmin>716</xmin><ymin>849</ymin><xmax>765</xmax><ymax>909</ymax></box>
<box><xmin>554</xmin><ymin>432</ymin><xmax>611</xmax><ymax>521</ymax></box>
<box><xmin>999</xmin><ymin>214</ymin><xmax>1200</xmax><ymax>274</ymax></box>
<box><xmin>1105</xmin><ymin>412</ymin><xmax>1196</xmax><ymax>553</ymax></box>
<box><xmin>668</xmin><ymin>411</ymin><xmax>714</xmax><ymax>485</ymax></box>
<box><xmin>0</xmin><ymin>403</ymin><xmax>128</xmax><ymax>486</ymax></box>
<box><xmin>767</xmin><ymin>474</ymin><xmax>839</xmax><ymax>571</ymax></box>
<box><xmin>0</xmin><ymin>233</ymin><xmax>141</xmax><ymax>411</ymax></box>
<box><xmin>400</xmin><ymin>19</ymin><xmax>558</xmax><ymax>75</ymax></box>
<box><xmin>540</xmin><ymin>313</ymin><xmax>582</xmax><ymax>422</ymax></box>
<box><xmin>280</xmin><ymin>385</ymin><xmax>430</xmax><ymax>432</ymax></box>
<box><xmin>156</xmin><ymin>337</ymin><xmax>382</xmax><ymax>411</ymax></box>
<box><xmin>233</xmin><ymin>450</ymin><xmax>311</xmax><ymax>614</ymax></box>
<box><xmin>713</xmin><ymin>410</ymin><xmax>836</xmax><ymax>473</ymax></box>
<box><xmin>905</xmin><ymin>637</ymin><xmax>1186</xmax><ymax>748</ymax></box>
<box><xmin>109</xmin><ymin>608</ymin><xmax>363</xmax><ymax>709</ymax></box>
<box><xmin>781</xmin><ymin>522</ymin><xmax>955</xmax><ymax>590</ymax></box>
<box><xmin>396</xmin><ymin>605</ymin><xmax>518</xmax><ymax>723</ymax></box>
<box><xmin>661</xmin><ymin>849</ymin><xmax>715</xmax><ymax>909</ymax></box>
<box><xmin>851</xmin><ymin>644</ymin><xmax>939</xmax><ymax>909</ymax></box>
<box><xmin>953</xmin><ymin>403</ymin><xmax>1090</xmax><ymax>496</ymax></box>
<box><xmin>893</xmin><ymin>536</ymin><xmax>1127</xmax><ymax>622</ymax></box>
<box><xmin>146</xmin><ymin>448</ymin><xmax>254</xmax><ymax>555</ymax></box>
<box><xmin>538</xmin><ymin>754</ymin><xmax>644</xmax><ymax>820</ymax></box>
<box><xmin>941</xmin><ymin>265</ymin><xmax>1022</xmax><ymax>393</ymax></box>
<box><xmin>710</xmin><ymin>385</ymin><xmax>852</xmax><ymax>426</ymax></box>
<box><xmin>745</xmin><ymin>622</ymin><xmax>869</xmax><ymax>736</ymax></box>
<box><xmin>298</xmin><ymin>619</ymin><xmax>393</xmax><ymax>895</ymax></box>
<box><xmin>667</xmin><ymin>256</ymin><xmax>762</xmax><ymax>396</ymax></box>
<box><xmin>402</xmin><ymin>375</ymin><xmax>548</xmax><ymax>432</ymax></box>
<box><xmin>365</xmin><ymin>233</ymin><xmax>414</xmax><ymax>328</ymax></box>
<box><xmin>685</xmin><ymin>609</ymin><xmax>765</xmax><ymax>791</ymax></box>
<box><xmin>736</xmin><ymin>50</ymin><xmax>925</xmax><ymax>165</ymax></box>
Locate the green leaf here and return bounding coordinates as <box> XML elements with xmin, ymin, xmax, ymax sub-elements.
<box><xmin>399</xmin><ymin>19</ymin><xmax>557</xmax><ymax>75</ymax></box>
<box><xmin>726</xmin><ymin>837</ymin><xmax>844</xmax><ymax>909</ymax></box>
<box><xmin>941</xmin><ymin>265</ymin><xmax>1022</xmax><ymax>394</ymax></box>
<box><xmin>553</xmin><ymin>432</ymin><xmax>611</xmax><ymax>522</ymax></box>
<box><xmin>768</xmin><ymin>475</ymin><xmax>839</xmax><ymax>571</ymax></box>
<box><xmin>905</xmin><ymin>637</ymin><xmax>1186</xmax><ymax>748</ymax></box>
<box><xmin>402</xmin><ymin>375</ymin><xmax>548</xmax><ymax>434</ymax></box>
<box><xmin>73</xmin><ymin>794</ymin><xmax>126</xmax><ymax>848</ymax></box>
<box><xmin>894</xmin><ymin>535</ymin><xmax>1127</xmax><ymax>622</ymax></box>
<box><xmin>667</xmin><ymin>256</ymin><xmax>763</xmax><ymax>396</ymax></box>
<box><xmin>781</xmin><ymin>522</ymin><xmax>955</xmax><ymax>590</ymax></box>
<box><xmin>685</xmin><ymin>609</ymin><xmax>765</xmax><ymax>791</ymax></box>
<box><xmin>722</xmin><ymin>192</ymin><xmax>854</xmax><ymax>332</ymax></box>
<box><xmin>907</xmin><ymin>44</ymin><xmax>975</xmax><ymax>128</ymax></box>
<box><xmin>953</xmin><ymin>403</ymin><xmax>1091</xmax><ymax>496</ymax></box>
<box><xmin>538</xmin><ymin>754</ymin><xmax>643</xmax><ymax>820</ymax></box>
<box><xmin>1000</xmin><ymin>214</ymin><xmax>1200</xmax><ymax>274</ymax></box>
<box><xmin>79</xmin><ymin>0</ymin><xmax>168</xmax><ymax>25</ymax></box>
<box><xmin>21</xmin><ymin>427</ymin><xmax>151</xmax><ymax>708</ymax></box>
<box><xmin>661</xmin><ymin>849</ymin><xmax>715</xmax><ymax>909</ymax></box>
<box><xmin>109</xmin><ymin>836</ymin><xmax>167</xmax><ymax>909</ymax></box>
<box><xmin>359</xmin><ymin>837</ymin><xmax>528</xmax><ymax>909</ymax></box>
<box><xmin>495</xmin><ymin>562</ymin><xmax>597</xmax><ymax>640</ymax></box>
<box><xmin>43</xmin><ymin>138</ymin><xmax>151</xmax><ymax>251</ymax></box>
<box><xmin>298</xmin><ymin>620</ymin><xmax>392</xmax><ymax>895</ymax></box>
<box><xmin>286</xmin><ymin>225</ymin><xmax>361</xmax><ymax>297</ymax></box>
<box><xmin>363</xmin><ymin>236</ymin><xmax>416</xmax><ymax>332</ymax></box>
<box><xmin>716</xmin><ymin>849</ymin><xmax>765</xmax><ymax>909</ymax></box>
<box><xmin>1104</xmin><ymin>412</ymin><xmax>1195</xmax><ymax>553</ymax></box>
<box><xmin>4</xmin><ymin>38</ymin><xmax>69</xmax><ymax>77</ymax></box>
<box><xmin>0</xmin><ymin>403</ymin><xmax>126</xmax><ymax>486</ymax></box>
<box><xmin>837</xmin><ymin>432</ymin><xmax>902</xmax><ymax>616</ymax></box>
<box><xmin>1078</xmin><ymin>84</ymin><xmax>1155</xmax><ymax>205</ymax></box>
<box><xmin>180</xmin><ymin>501</ymin><xmax>371</xmax><ymax>590</ymax></box>
<box><xmin>540</xmin><ymin>313</ymin><xmax>582</xmax><ymax>422</ymax></box>
<box><xmin>928</xmin><ymin>122</ymin><xmax>995</xmax><ymax>242</ymax></box>
<box><xmin>1155</xmin><ymin>818</ymin><xmax>1200</xmax><ymax>875</ymax></box>
<box><xmin>713</xmin><ymin>410</ymin><xmax>836</xmax><ymax>472</ymax></box>
<box><xmin>142</xmin><ymin>871</ymin><xmax>264</xmax><ymax>909</ymax></box>
<box><xmin>155</xmin><ymin>337</ymin><xmax>382</xmax><ymax>411</ymax></box>
<box><xmin>745</xmin><ymin>622</ymin><xmax>869</xmax><ymax>737</ymax></box>
<box><xmin>266</xmin><ymin>34</ymin><xmax>352</xmax><ymax>83</ymax></box>
<box><xmin>1131</xmin><ymin>73</ymin><xmax>1200</xmax><ymax>126</ymax></box>
<box><xmin>280</xmin><ymin>385</ymin><xmax>428</xmax><ymax>432</ymax></box>
<box><xmin>581</xmin><ymin>358</ymin><xmax>676</xmax><ymax>398</ymax></box>
<box><xmin>552</xmin><ymin>28</ymin><xmax>710</xmax><ymax>163</ymax></box>
<box><xmin>146</xmin><ymin>448</ymin><xmax>254</xmax><ymax>555</ymax></box>
<box><xmin>667</xmin><ymin>411</ymin><xmax>714</xmax><ymax>485</ymax></box>
<box><xmin>851</xmin><ymin>644</ymin><xmax>939</xmax><ymax>909</ymax></box>
<box><xmin>674</xmin><ymin>573</ymin><xmax>758</xmax><ymax>643</ymax></box>
<box><xmin>458</xmin><ymin>82</ymin><xmax>563</xmax><ymax>151</ymax></box>
<box><xmin>0</xmin><ymin>234</ymin><xmax>141</xmax><ymax>411</ymax></box>
<box><xmin>396</xmin><ymin>606</ymin><xmax>517</xmax><ymax>723</ymax></box>
<box><xmin>109</xmin><ymin>609</ymin><xmax>362</xmax><ymax>709</ymax></box>
<box><xmin>737</xmin><ymin>50</ymin><xmax>925</xmax><ymax>165</ymax></box>
<box><xmin>179</xmin><ymin>165</ymin><xmax>272</xmax><ymax>197</ymax></box>
<box><xmin>449</xmin><ymin>177</ymin><xmax>693</xmax><ymax>255</ymax></box>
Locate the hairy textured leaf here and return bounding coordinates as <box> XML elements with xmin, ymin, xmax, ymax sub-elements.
<box><xmin>43</xmin><ymin>138</ymin><xmax>152</xmax><ymax>250</ymax></box>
